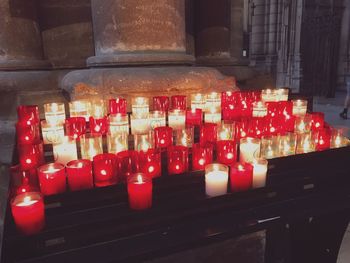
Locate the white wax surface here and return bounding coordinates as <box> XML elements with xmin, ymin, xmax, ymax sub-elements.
<box><xmin>131</xmin><ymin>118</ymin><xmax>150</xmax><ymax>135</ymax></box>
<box><xmin>205</xmin><ymin>171</ymin><xmax>228</xmax><ymax>197</ymax></box>
<box><xmin>204</xmin><ymin>112</ymin><xmax>222</xmax><ymax>124</ymax></box>
<box><xmin>239</xmin><ymin>142</ymin><xmax>261</xmax><ymax>163</ymax></box>
<box><xmin>168</xmin><ymin>114</ymin><xmax>186</xmax><ymax>130</ymax></box>
<box><xmin>252</xmin><ymin>163</ymin><xmax>268</xmax><ymax>188</ymax></box>
<box><xmin>53</xmin><ymin>141</ymin><xmax>78</xmax><ymax>165</ymax></box>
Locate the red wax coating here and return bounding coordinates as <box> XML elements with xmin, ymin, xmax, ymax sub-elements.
<box><xmin>11</xmin><ymin>192</ymin><xmax>45</xmax><ymax>235</ymax></box>
<box><xmin>65</xmin><ymin>117</ymin><xmax>86</xmax><ymax>139</ymax></box>
<box><xmin>266</xmin><ymin>102</ymin><xmax>280</xmax><ymax>118</ymax></box>
<box><xmin>127</xmin><ymin>173</ymin><xmax>152</xmax><ymax>210</ymax></box>
<box><xmin>221</xmin><ymin>91</ymin><xmax>238</xmax><ymax>107</ymax></box>
<box><xmin>17</xmin><ymin>105</ymin><xmax>40</xmax><ymax>125</ymax></box>
<box><xmin>108</xmin><ymin>98</ymin><xmax>127</xmax><ymax>114</ymax></box>
<box><xmin>167</xmin><ymin>145</ymin><xmax>189</xmax><ymax>175</ymax></box>
<box><xmin>248</xmin><ymin>117</ymin><xmax>266</xmax><ymax>138</ymax></box>
<box><xmin>316</xmin><ymin>128</ymin><xmax>331</xmax><ymax>151</ymax></box>
<box><xmin>230</xmin><ymin>162</ymin><xmax>253</xmax><ymax>192</ymax></box>
<box><xmin>18</xmin><ymin>142</ymin><xmax>45</xmax><ymax>170</ymax></box>
<box><xmin>37</xmin><ymin>163</ymin><xmax>66</xmax><ymax>196</ymax></box>
<box><xmin>311</xmin><ymin>112</ymin><xmax>325</xmax><ymax>131</ymax></box>
<box><xmin>235</xmin><ymin>118</ymin><xmax>249</xmax><ymax>140</ymax></box>
<box><xmin>66</xmin><ymin>159</ymin><xmax>93</xmax><ymax>190</ymax></box>
<box><xmin>89</xmin><ymin>116</ymin><xmax>107</xmax><ymax>135</ymax></box>
<box><xmin>10</xmin><ymin>166</ymin><xmax>39</xmax><ymax>195</ymax></box>
<box><xmin>117</xmin><ymin>150</ymin><xmax>139</xmax><ymax>182</ymax></box>
<box><xmin>222</xmin><ymin>104</ymin><xmax>241</xmax><ymax>121</ymax></box>
<box><xmin>171</xmin><ymin>95</ymin><xmax>187</xmax><ymax>110</ymax></box>
<box><xmin>139</xmin><ymin>149</ymin><xmax>161</xmax><ymax>178</ymax></box>
<box><xmin>216</xmin><ymin>140</ymin><xmax>237</xmax><ymax>165</ymax></box>
<box><xmin>93</xmin><ymin>153</ymin><xmax>118</xmax><ymax>187</ymax></box>
<box><xmin>265</xmin><ymin>116</ymin><xmax>280</xmax><ymax>136</ymax></box>
<box><xmin>154</xmin><ymin>126</ymin><xmax>173</xmax><ymax>149</ymax></box>
<box><xmin>200</xmin><ymin>123</ymin><xmax>217</xmax><ymax>146</ymax></box>
<box><xmin>186</xmin><ymin>108</ymin><xmax>202</xmax><ymax>126</ymax></box>
<box><xmin>16</xmin><ymin>122</ymin><xmax>40</xmax><ymax>145</ymax></box>
<box><xmin>278</xmin><ymin>101</ymin><xmax>294</xmax><ymax>132</ymax></box>
<box><xmin>153</xmin><ymin>96</ymin><xmax>170</xmax><ymax>112</ymax></box>
<box><xmin>192</xmin><ymin>143</ymin><xmax>213</xmax><ymax>171</ymax></box>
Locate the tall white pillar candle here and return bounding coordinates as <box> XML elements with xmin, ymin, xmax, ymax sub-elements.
<box><xmin>252</xmin><ymin>158</ymin><xmax>268</xmax><ymax>188</ymax></box>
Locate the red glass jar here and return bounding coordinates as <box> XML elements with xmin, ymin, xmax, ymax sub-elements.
<box><xmin>311</xmin><ymin>112</ymin><xmax>325</xmax><ymax>131</ymax></box>
<box><xmin>200</xmin><ymin>123</ymin><xmax>217</xmax><ymax>146</ymax></box>
<box><xmin>216</xmin><ymin>140</ymin><xmax>237</xmax><ymax>165</ymax></box>
<box><xmin>139</xmin><ymin>149</ymin><xmax>162</xmax><ymax>178</ymax></box>
<box><xmin>18</xmin><ymin>141</ymin><xmax>45</xmax><ymax>170</ymax></box>
<box><xmin>17</xmin><ymin>105</ymin><xmax>40</xmax><ymax>125</ymax></box>
<box><xmin>248</xmin><ymin>117</ymin><xmax>266</xmax><ymax>138</ymax></box>
<box><xmin>154</xmin><ymin>126</ymin><xmax>173</xmax><ymax>149</ymax></box>
<box><xmin>192</xmin><ymin>143</ymin><xmax>213</xmax><ymax>171</ymax></box>
<box><xmin>117</xmin><ymin>150</ymin><xmax>139</xmax><ymax>182</ymax></box>
<box><xmin>37</xmin><ymin>163</ymin><xmax>66</xmax><ymax>196</ymax></box>
<box><xmin>89</xmin><ymin>116</ymin><xmax>107</xmax><ymax>135</ymax></box>
<box><xmin>153</xmin><ymin>96</ymin><xmax>170</xmax><ymax>112</ymax></box>
<box><xmin>167</xmin><ymin>145</ymin><xmax>189</xmax><ymax>175</ymax></box>
<box><xmin>230</xmin><ymin>162</ymin><xmax>253</xmax><ymax>192</ymax></box>
<box><xmin>16</xmin><ymin>122</ymin><xmax>40</xmax><ymax>145</ymax></box>
<box><xmin>127</xmin><ymin>173</ymin><xmax>152</xmax><ymax>210</ymax></box>
<box><xmin>171</xmin><ymin>95</ymin><xmax>187</xmax><ymax>110</ymax></box>
<box><xmin>65</xmin><ymin>117</ymin><xmax>86</xmax><ymax>139</ymax></box>
<box><xmin>108</xmin><ymin>98</ymin><xmax>127</xmax><ymax>114</ymax></box>
<box><xmin>316</xmin><ymin>128</ymin><xmax>331</xmax><ymax>151</ymax></box>
<box><xmin>66</xmin><ymin>159</ymin><xmax>93</xmax><ymax>190</ymax></box>
<box><xmin>235</xmin><ymin>118</ymin><xmax>249</xmax><ymax>140</ymax></box>
<box><xmin>186</xmin><ymin>108</ymin><xmax>202</xmax><ymax>126</ymax></box>
<box><xmin>93</xmin><ymin>153</ymin><xmax>118</xmax><ymax>187</ymax></box>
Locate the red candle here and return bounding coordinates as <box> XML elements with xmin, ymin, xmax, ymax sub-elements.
<box><xmin>265</xmin><ymin>116</ymin><xmax>280</xmax><ymax>136</ymax></box>
<box><xmin>311</xmin><ymin>112</ymin><xmax>325</xmax><ymax>131</ymax></box>
<box><xmin>139</xmin><ymin>149</ymin><xmax>161</xmax><ymax>178</ymax></box>
<box><xmin>186</xmin><ymin>108</ymin><xmax>202</xmax><ymax>126</ymax></box>
<box><xmin>66</xmin><ymin>159</ymin><xmax>93</xmax><ymax>191</ymax></box>
<box><xmin>127</xmin><ymin>173</ymin><xmax>152</xmax><ymax>210</ymax></box>
<box><xmin>93</xmin><ymin>153</ymin><xmax>118</xmax><ymax>187</ymax></box>
<box><xmin>18</xmin><ymin>141</ymin><xmax>45</xmax><ymax>170</ymax></box>
<box><xmin>11</xmin><ymin>192</ymin><xmax>45</xmax><ymax>235</ymax></box>
<box><xmin>222</xmin><ymin>104</ymin><xmax>241</xmax><ymax>121</ymax></box>
<box><xmin>10</xmin><ymin>165</ymin><xmax>39</xmax><ymax>195</ymax></box>
<box><xmin>153</xmin><ymin>96</ymin><xmax>170</xmax><ymax>111</ymax></box>
<box><xmin>167</xmin><ymin>145</ymin><xmax>188</xmax><ymax>175</ymax></box>
<box><xmin>216</xmin><ymin>140</ymin><xmax>237</xmax><ymax>165</ymax></box>
<box><xmin>230</xmin><ymin>162</ymin><xmax>253</xmax><ymax>192</ymax></box>
<box><xmin>171</xmin><ymin>95</ymin><xmax>187</xmax><ymax>110</ymax></box>
<box><xmin>200</xmin><ymin>123</ymin><xmax>217</xmax><ymax>146</ymax></box>
<box><xmin>37</xmin><ymin>163</ymin><xmax>66</xmax><ymax>196</ymax></box>
<box><xmin>17</xmin><ymin>105</ymin><xmax>40</xmax><ymax>125</ymax></box>
<box><xmin>235</xmin><ymin>118</ymin><xmax>249</xmax><ymax>140</ymax></box>
<box><xmin>192</xmin><ymin>143</ymin><xmax>213</xmax><ymax>171</ymax></box>
<box><xmin>65</xmin><ymin>117</ymin><xmax>86</xmax><ymax>139</ymax></box>
<box><xmin>154</xmin><ymin>126</ymin><xmax>173</xmax><ymax>149</ymax></box>
<box><xmin>316</xmin><ymin>128</ymin><xmax>331</xmax><ymax>151</ymax></box>
<box><xmin>221</xmin><ymin>91</ymin><xmax>237</xmax><ymax>107</ymax></box>
<box><xmin>278</xmin><ymin>101</ymin><xmax>294</xmax><ymax>132</ymax></box>
<box><xmin>117</xmin><ymin>150</ymin><xmax>139</xmax><ymax>182</ymax></box>
<box><xmin>16</xmin><ymin>122</ymin><xmax>40</xmax><ymax>145</ymax></box>
<box><xmin>248</xmin><ymin>117</ymin><xmax>266</xmax><ymax>138</ymax></box>
<box><xmin>108</xmin><ymin>98</ymin><xmax>127</xmax><ymax>114</ymax></box>
<box><xmin>89</xmin><ymin>116</ymin><xmax>107</xmax><ymax>135</ymax></box>
<box><xmin>266</xmin><ymin>102</ymin><xmax>280</xmax><ymax>118</ymax></box>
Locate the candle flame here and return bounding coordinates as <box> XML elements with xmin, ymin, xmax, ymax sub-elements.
<box><xmin>148</xmin><ymin>166</ymin><xmax>155</xmax><ymax>173</ymax></box>
<box><xmin>227</xmin><ymin>153</ymin><xmax>234</xmax><ymax>159</ymax></box>
<box><xmin>52</xmin><ymin>103</ymin><xmax>58</xmax><ymax>112</ymax></box>
<box><xmin>25</xmin><ymin>158</ymin><xmax>32</xmax><ymax>164</ymax></box>
<box><xmin>237</xmin><ymin>164</ymin><xmax>244</xmax><ymax>171</ymax></box>
<box><xmin>23</xmin><ymin>196</ymin><xmax>32</xmax><ymax>205</ymax></box>
<box><xmin>198</xmin><ymin>159</ymin><xmax>205</xmax><ymax>166</ymax></box>
<box><xmin>137</xmin><ymin>174</ymin><xmax>143</xmax><ymax>183</ymax></box>
<box><xmin>101</xmin><ymin>169</ymin><xmax>107</xmax><ymax>176</ymax></box>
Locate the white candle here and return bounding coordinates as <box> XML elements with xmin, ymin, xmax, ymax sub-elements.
<box><xmin>261</xmin><ymin>136</ymin><xmax>279</xmax><ymax>159</ymax></box>
<box><xmin>294</xmin><ymin>115</ymin><xmax>312</xmax><ymax>134</ymax></box>
<box><xmin>53</xmin><ymin>137</ymin><xmax>77</xmax><ymax>165</ymax></box>
<box><xmin>80</xmin><ymin>134</ymin><xmax>103</xmax><ymax>160</ymax></box>
<box><xmin>41</xmin><ymin>120</ymin><xmax>64</xmax><ymax>145</ymax></box>
<box><xmin>175</xmin><ymin>127</ymin><xmax>194</xmax><ymax>147</ymax></box>
<box><xmin>191</xmin><ymin>93</ymin><xmax>206</xmax><ymax>110</ymax></box>
<box><xmin>292</xmin><ymin>99</ymin><xmax>307</xmax><ymax>116</ymax></box>
<box><xmin>276</xmin><ymin>88</ymin><xmax>289</xmax><ymax>101</ymax></box>
<box><xmin>132</xmin><ymin>97</ymin><xmax>149</xmax><ymax>117</ymax></box>
<box><xmin>44</xmin><ymin>102</ymin><xmax>66</xmax><ymax>125</ymax></box>
<box><xmin>278</xmin><ymin>133</ymin><xmax>297</xmax><ymax>156</ymax></box>
<box><xmin>130</xmin><ymin>114</ymin><xmax>150</xmax><ymax>135</ymax></box>
<box><xmin>261</xmin><ymin>89</ymin><xmax>277</xmax><ymax>102</ymax></box>
<box><xmin>89</xmin><ymin>99</ymin><xmax>106</xmax><ymax>118</ymax></box>
<box><xmin>252</xmin><ymin>101</ymin><xmax>267</xmax><ymax>117</ymax></box>
<box><xmin>296</xmin><ymin>133</ymin><xmax>316</xmax><ymax>154</ymax></box>
<box><xmin>252</xmin><ymin>158</ymin><xmax>268</xmax><ymax>188</ymax></box>
<box><xmin>168</xmin><ymin>109</ymin><xmax>186</xmax><ymax>130</ymax></box>
<box><xmin>217</xmin><ymin>121</ymin><xmax>235</xmax><ymax>141</ymax></box>
<box><xmin>204</xmin><ymin>106</ymin><xmax>222</xmax><ymax>124</ymax></box>
<box><xmin>205</xmin><ymin>92</ymin><xmax>221</xmax><ymax>111</ymax></box>
<box><xmin>239</xmin><ymin>137</ymin><xmax>261</xmax><ymax>163</ymax></box>
<box><xmin>108</xmin><ymin>114</ymin><xmax>129</xmax><ymax>135</ymax></box>
<box><xmin>107</xmin><ymin>133</ymin><xmax>128</xmax><ymax>154</ymax></box>
<box><xmin>149</xmin><ymin>111</ymin><xmax>166</xmax><ymax>130</ymax></box>
<box><xmin>69</xmin><ymin>100</ymin><xmax>90</xmax><ymax>121</ymax></box>
<box><xmin>205</xmin><ymin>164</ymin><xmax>229</xmax><ymax>197</ymax></box>
<box><xmin>134</xmin><ymin>133</ymin><xmax>154</xmax><ymax>152</ymax></box>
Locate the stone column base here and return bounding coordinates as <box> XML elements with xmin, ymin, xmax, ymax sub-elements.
<box><xmin>0</xmin><ymin>59</ymin><xmax>51</xmax><ymax>71</ymax></box>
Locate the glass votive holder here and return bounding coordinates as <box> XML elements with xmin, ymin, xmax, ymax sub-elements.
<box><xmin>168</xmin><ymin>109</ymin><xmax>186</xmax><ymax>130</ymax></box>
<box><xmin>65</xmin><ymin>117</ymin><xmax>86</xmax><ymax>139</ymax></box>
<box><xmin>17</xmin><ymin>105</ymin><xmax>40</xmax><ymax>125</ymax></box>
<box><xmin>130</xmin><ymin>114</ymin><xmax>150</xmax><ymax>135</ymax></box>
<box><xmin>192</xmin><ymin>143</ymin><xmax>213</xmax><ymax>171</ymax></box>
<box><xmin>93</xmin><ymin>153</ymin><xmax>118</xmax><ymax>187</ymax></box>
<box><xmin>89</xmin><ymin>99</ymin><xmax>106</xmax><ymax>118</ymax></box>
<box><xmin>66</xmin><ymin>159</ymin><xmax>93</xmax><ymax>191</ymax></box>
<box><xmin>200</xmin><ymin>123</ymin><xmax>217</xmax><ymax>146</ymax></box>
<box><xmin>248</xmin><ymin>117</ymin><xmax>267</xmax><ymax>138</ymax></box>
<box><xmin>107</xmin><ymin>133</ymin><xmax>129</xmax><ymax>154</ymax></box>
<box><xmin>171</xmin><ymin>95</ymin><xmax>187</xmax><ymax>110</ymax></box>
<box><xmin>186</xmin><ymin>108</ymin><xmax>203</xmax><ymax>126</ymax></box>
<box><xmin>205</xmin><ymin>163</ymin><xmax>229</xmax><ymax>197</ymax></box>
<box><xmin>235</xmin><ymin>118</ymin><xmax>249</xmax><ymax>140</ymax></box>
<box><xmin>275</xmin><ymin>88</ymin><xmax>289</xmax><ymax>101</ymax></box>
<box><xmin>108</xmin><ymin>97</ymin><xmax>127</xmax><ymax>114</ymax></box>
<box><xmin>69</xmin><ymin>100</ymin><xmax>90</xmax><ymax>121</ymax></box>
<box><xmin>41</xmin><ymin>120</ymin><xmax>64</xmax><ymax>145</ymax></box>
<box><xmin>89</xmin><ymin>116</ymin><xmax>108</xmax><ymax>135</ymax></box>
<box><xmin>18</xmin><ymin>141</ymin><xmax>45</xmax><ymax>170</ymax></box>
<box><xmin>221</xmin><ymin>90</ymin><xmax>237</xmax><ymax>107</ymax></box>
<box><xmin>138</xmin><ymin>149</ymin><xmax>161</xmax><ymax>178</ymax></box>
<box><xmin>10</xmin><ymin>165</ymin><xmax>39</xmax><ymax>195</ymax></box>
<box><xmin>131</xmin><ymin>97</ymin><xmax>149</xmax><ymax>117</ymax></box>
<box><xmin>230</xmin><ymin>162</ymin><xmax>253</xmax><ymax>192</ymax></box>
<box><xmin>191</xmin><ymin>93</ymin><xmax>206</xmax><ymax>110</ymax></box>
<box><xmin>44</xmin><ymin>102</ymin><xmax>66</xmax><ymax>125</ymax></box>
<box><xmin>37</xmin><ymin>163</ymin><xmax>66</xmax><ymax>196</ymax></box>
<box><xmin>52</xmin><ymin>136</ymin><xmax>78</xmax><ymax>165</ymax></box>
<box><xmin>167</xmin><ymin>145</ymin><xmax>189</xmax><ymax>175</ymax></box>
<box><xmin>175</xmin><ymin>126</ymin><xmax>194</xmax><ymax>148</ymax></box>
<box><xmin>292</xmin><ymin>99</ymin><xmax>308</xmax><ymax>116</ymax></box>
<box><xmin>153</xmin><ymin>96</ymin><xmax>170</xmax><ymax>112</ymax></box>
<box><xmin>108</xmin><ymin>113</ymin><xmax>129</xmax><ymax>135</ymax></box>
<box><xmin>239</xmin><ymin>137</ymin><xmax>261</xmax><ymax>164</ymax></box>
<box><xmin>117</xmin><ymin>150</ymin><xmax>140</xmax><ymax>182</ymax></box>
<box><xmin>296</xmin><ymin>132</ymin><xmax>317</xmax><ymax>154</ymax></box>
<box><xmin>261</xmin><ymin>89</ymin><xmax>277</xmax><ymax>102</ymax></box>
<box><xmin>222</xmin><ymin>104</ymin><xmax>240</xmax><ymax>121</ymax></box>
<box><xmin>134</xmin><ymin>132</ymin><xmax>154</xmax><ymax>152</ymax></box>
<box><xmin>80</xmin><ymin>134</ymin><xmax>103</xmax><ymax>161</ymax></box>
<box><xmin>278</xmin><ymin>132</ymin><xmax>297</xmax><ymax>156</ymax></box>
<box><xmin>252</xmin><ymin>101</ymin><xmax>267</xmax><ymax>117</ymax></box>
<box><xmin>252</xmin><ymin>158</ymin><xmax>268</xmax><ymax>188</ymax></box>
<box><xmin>316</xmin><ymin>128</ymin><xmax>331</xmax><ymax>151</ymax></box>
<box><xmin>310</xmin><ymin>112</ymin><xmax>325</xmax><ymax>131</ymax></box>
<box><xmin>127</xmin><ymin>173</ymin><xmax>153</xmax><ymax>210</ymax></box>
<box><xmin>11</xmin><ymin>192</ymin><xmax>45</xmax><ymax>235</ymax></box>
<box><xmin>154</xmin><ymin>126</ymin><xmax>173</xmax><ymax>149</ymax></box>
<box><xmin>294</xmin><ymin>114</ymin><xmax>312</xmax><ymax>134</ymax></box>
<box><xmin>204</xmin><ymin>107</ymin><xmax>222</xmax><ymax>124</ymax></box>
<box><xmin>216</xmin><ymin>140</ymin><xmax>237</xmax><ymax>165</ymax></box>
<box><xmin>205</xmin><ymin>92</ymin><xmax>221</xmax><ymax>111</ymax></box>
<box><xmin>149</xmin><ymin>111</ymin><xmax>166</xmax><ymax>130</ymax></box>
<box><xmin>217</xmin><ymin>121</ymin><xmax>235</xmax><ymax>141</ymax></box>
<box><xmin>260</xmin><ymin>136</ymin><xmax>279</xmax><ymax>159</ymax></box>
<box><xmin>330</xmin><ymin>128</ymin><xmax>350</xmax><ymax>148</ymax></box>
<box><xmin>16</xmin><ymin>122</ymin><xmax>40</xmax><ymax>145</ymax></box>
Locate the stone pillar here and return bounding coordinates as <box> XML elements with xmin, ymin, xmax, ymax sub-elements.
<box><xmin>38</xmin><ymin>0</ymin><xmax>94</xmax><ymax>68</ymax></box>
<box><xmin>250</xmin><ymin>0</ymin><xmax>267</xmax><ymax>66</ymax></box>
<box><xmin>230</xmin><ymin>0</ymin><xmax>245</xmax><ymax>63</ymax></box>
<box><xmin>0</xmin><ymin>0</ymin><xmax>49</xmax><ymax>70</ymax></box>
<box><xmin>194</xmin><ymin>0</ymin><xmax>232</xmax><ymax>65</ymax></box>
<box><xmin>87</xmin><ymin>0</ymin><xmax>194</xmax><ymax>66</ymax></box>
<box><xmin>265</xmin><ymin>0</ymin><xmax>279</xmax><ymax>70</ymax></box>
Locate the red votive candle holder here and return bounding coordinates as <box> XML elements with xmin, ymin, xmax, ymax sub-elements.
<box><xmin>216</xmin><ymin>140</ymin><xmax>237</xmax><ymax>165</ymax></box>
<box><xmin>230</xmin><ymin>162</ymin><xmax>253</xmax><ymax>192</ymax></box>
<box><xmin>235</xmin><ymin>118</ymin><xmax>249</xmax><ymax>140</ymax></box>
<box><xmin>117</xmin><ymin>150</ymin><xmax>139</xmax><ymax>182</ymax></box>
<box><xmin>200</xmin><ymin>123</ymin><xmax>217</xmax><ymax>146</ymax></box>
<box><xmin>167</xmin><ymin>145</ymin><xmax>189</xmax><ymax>175</ymax></box>
<box><xmin>248</xmin><ymin>117</ymin><xmax>266</xmax><ymax>138</ymax></box>
<box><xmin>66</xmin><ymin>159</ymin><xmax>93</xmax><ymax>191</ymax></box>
<box><xmin>311</xmin><ymin>112</ymin><xmax>325</xmax><ymax>131</ymax></box>
<box><xmin>154</xmin><ymin>126</ymin><xmax>173</xmax><ymax>149</ymax></box>
<box><xmin>153</xmin><ymin>96</ymin><xmax>170</xmax><ymax>112</ymax></box>
<box><xmin>278</xmin><ymin>101</ymin><xmax>294</xmax><ymax>132</ymax></box>
<box><xmin>18</xmin><ymin>141</ymin><xmax>45</xmax><ymax>170</ymax></box>
<box><xmin>89</xmin><ymin>116</ymin><xmax>107</xmax><ymax>135</ymax></box>
<box><xmin>265</xmin><ymin>116</ymin><xmax>280</xmax><ymax>135</ymax></box>
<box><xmin>10</xmin><ymin>167</ymin><xmax>38</xmax><ymax>196</ymax></box>
<box><xmin>171</xmin><ymin>95</ymin><xmax>187</xmax><ymax>110</ymax></box>
<box><xmin>37</xmin><ymin>163</ymin><xmax>66</xmax><ymax>196</ymax></box>
<box><xmin>316</xmin><ymin>128</ymin><xmax>331</xmax><ymax>151</ymax></box>
<box><xmin>192</xmin><ymin>143</ymin><xmax>213</xmax><ymax>171</ymax></box>
<box><xmin>17</xmin><ymin>105</ymin><xmax>40</xmax><ymax>125</ymax></box>
<box><xmin>186</xmin><ymin>108</ymin><xmax>202</xmax><ymax>126</ymax></box>
<box><xmin>11</xmin><ymin>192</ymin><xmax>45</xmax><ymax>235</ymax></box>
<box><xmin>221</xmin><ymin>91</ymin><xmax>237</xmax><ymax>107</ymax></box>
<box><xmin>108</xmin><ymin>98</ymin><xmax>127</xmax><ymax>114</ymax></box>
<box><xmin>65</xmin><ymin>117</ymin><xmax>86</xmax><ymax>139</ymax></box>
<box><xmin>139</xmin><ymin>149</ymin><xmax>161</xmax><ymax>178</ymax></box>
<box><xmin>127</xmin><ymin>173</ymin><xmax>152</xmax><ymax>210</ymax></box>
<box><xmin>93</xmin><ymin>153</ymin><xmax>118</xmax><ymax>187</ymax></box>
<box><xmin>16</xmin><ymin>122</ymin><xmax>40</xmax><ymax>145</ymax></box>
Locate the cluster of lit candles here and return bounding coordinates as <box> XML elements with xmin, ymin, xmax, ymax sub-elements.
<box><xmin>11</xmin><ymin>88</ymin><xmax>349</xmax><ymax>235</ymax></box>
